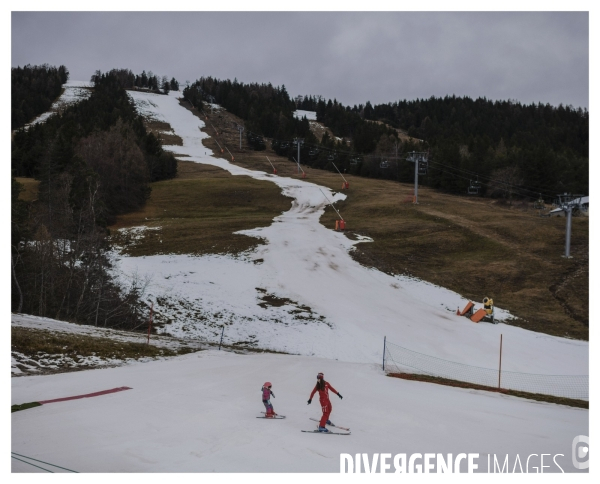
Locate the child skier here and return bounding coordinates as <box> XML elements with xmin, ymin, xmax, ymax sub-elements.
<box><xmin>307</xmin><ymin>372</ymin><xmax>343</xmax><ymax>432</ymax></box>
<box><xmin>261</xmin><ymin>382</ymin><xmax>276</xmax><ymax>417</ymax></box>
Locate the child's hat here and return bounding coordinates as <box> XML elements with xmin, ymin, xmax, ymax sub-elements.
<box><xmin>263</xmin><ymin>382</ymin><xmax>272</xmax><ymax>387</ymax></box>
<box><xmin>317</xmin><ymin>372</ymin><xmax>324</xmax><ymax>379</ymax></box>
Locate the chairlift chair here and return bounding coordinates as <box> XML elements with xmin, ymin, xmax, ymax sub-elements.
<box><xmin>467</xmin><ymin>180</ymin><xmax>481</xmax><ymax>195</ymax></box>
<box><xmin>418</xmin><ymin>161</ymin><xmax>428</xmax><ymax>175</ymax></box>
<box><xmin>380</xmin><ymin>160</ymin><xmax>389</xmax><ymax>169</ymax></box>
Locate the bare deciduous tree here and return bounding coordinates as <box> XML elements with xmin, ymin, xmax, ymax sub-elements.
<box><xmin>488</xmin><ymin>166</ymin><xmax>524</xmax><ymax>203</ymax></box>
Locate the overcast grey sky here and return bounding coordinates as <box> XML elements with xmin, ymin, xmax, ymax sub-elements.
<box><xmin>11</xmin><ymin>11</ymin><xmax>589</xmax><ymax>109</ymax></box>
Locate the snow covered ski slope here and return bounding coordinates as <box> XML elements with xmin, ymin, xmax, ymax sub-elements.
<box><xmin>118</xmin><ymin>89</ymin><xmax>587</xmax><ymax>375</ymax></box>
<box><xmin>11</xmin><ymin>350</ymin><xmax>588</xmax><ymax>472</ymax></box>
<box><xmin>11</xmin><ymin>88</ymin><xmax>589</xmax><ymax>474</ymax></box>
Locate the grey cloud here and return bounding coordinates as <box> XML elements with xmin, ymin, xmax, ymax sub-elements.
<box><xmin>12</xmin><ymin>11</ymin><xmax>588</xmax><ymax>108</ymax></box>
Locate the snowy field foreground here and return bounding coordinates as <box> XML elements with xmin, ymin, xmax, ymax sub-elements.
<box><xmin>117</xmin><ymin>89</ymin><xmax>588</xmax><ymax>377</ymax></box>
<box><xmin>11</xmin><ymin>349</ymin><xmax>588</xmax><ymax>473</ymax></box>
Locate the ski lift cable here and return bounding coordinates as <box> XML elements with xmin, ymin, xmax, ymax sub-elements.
<box><xmin>198</xmin><ymin>99</ymin><xmax>547</xmax><ymax>193</ymax></box>
<box><xmin>232</xmin><ymin>127</ymin><xmax>555</xmax><ymax>200</ymax></box>
<box><xmin>425</xmin><ymin>164</ymin><xmax>544</xmax><ymax>201</ymax></box>
<box><xmin>241</xmin><ymin>127</ymin><xmax>552</xmax><ymax>200</ymax></box>
<box><xmin>245</xmin><ymin>128</ymin><xmax>353</xmax><ymax>156</ymax></box>
<box><xmin>211</xmin><ymin>123</ymin><xmax>353</xmax><ymax>163</ymax></box>
<box><xmin>426</xmin><ymin>160</ymin><xmax>555</xmax><ymax>199</ymax></box>
<box><xmin>425</xmin><ymin>159</ymin><xmax>557</xmax><ymax>197</ymax></box>
<box><xmin>268</xmin><ymin>129</ymin><xmax>548</xmax><ymax>198</ymax></box>
<box><xmin>244</xmin><ymin>127</ymin><xmax>382</xmax><ymax>160</ymax></box>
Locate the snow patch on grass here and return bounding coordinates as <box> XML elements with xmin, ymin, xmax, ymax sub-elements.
<box><xmin>353</xmin><ymin>234</ymin><xmax>374</xmax><ymax>243</ymax></box>
<box><xmin>12</xmin><ymin>350</ymin><xmax>140</xmax><ymax>375</ymax></box>
<box><xmin>293</xmin><ymin>110</ymin><xmax>317</xmax><ymax>120</ymax></box>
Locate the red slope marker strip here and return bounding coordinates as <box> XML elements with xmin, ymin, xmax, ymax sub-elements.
<box><xmin>38</xmin><ymin>386</ymin><xmax>132</xmax><ymax>405</ymax></box>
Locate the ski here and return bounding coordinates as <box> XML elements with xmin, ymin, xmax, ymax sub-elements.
<box><xmin>309</xmin><ymin>418</ymin><xmax>350</xmax><ymax>431</ymax></box>
<box><xmin>301</xmin><ymin>430</ymin><xmax>351</xmax><ymax>435</ymax></box>
<box><xmin>257</xmin><ymin>416</ymin><xmax>286</xmax><ymax>419</ymax></box>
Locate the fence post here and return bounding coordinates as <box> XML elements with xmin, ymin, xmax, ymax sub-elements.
<box><xmin>219</xmin><ymin>326</ymin><xmax>225</xmax><ymax>350</ymax></box>
<box><xmin>498</xmin><ymin>334</ymin><xmax>503</xmax><ymax>389</ymax></box>
<box><xmin>383</xmin><ymin>336</ymin><xmax>387</xmax><ymax>371</ymax></box>
<box><xmin>147</xmin><ymin>302</ymin><xmax>154</xmax><ymax>345</ymax></box>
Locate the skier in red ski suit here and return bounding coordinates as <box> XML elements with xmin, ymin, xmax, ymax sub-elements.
<box><xmin>307</xmin><ymin>372</ymin><xmax>343</xmax><ymax>432</ymax></box>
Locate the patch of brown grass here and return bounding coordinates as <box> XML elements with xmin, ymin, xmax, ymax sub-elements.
<box><xmin>110</xmin><ymin>160</ymin><xmax>292</xmax><ymax>257</ymax></box>
<box><xmin>11</xmin><ymin>327</ymin><xmax>196</xmax><ymax>361</ymax></box>
<box><xmin>387</xmin><ymin>372</ymin><xmax>588</xmax><ymax>409</ymax></box>
<box><xmin>144</xmin><ymin>119</ymin><xmax>183</xmax><ymax>146</ymax></box>
<box><xmin>338</xmin><ymin>190</ymin><xmax>588</xmax><ymax>340</ymax></box>
<box><xmin>15</xmin><ymin>177</ymin><xmax>40</xmax><ymax>202</ymax></box>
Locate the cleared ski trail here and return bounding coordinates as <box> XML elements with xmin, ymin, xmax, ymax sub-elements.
<box><xmin>119</xmin><ymin>90</ymin><xmax>587</xmax><ymax>375</ymax></box>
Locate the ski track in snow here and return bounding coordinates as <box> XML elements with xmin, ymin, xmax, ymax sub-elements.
<box><xmin>115</xmin><ymin>89</ymin><xmax>588</xmax><ymax>375</ymax></box>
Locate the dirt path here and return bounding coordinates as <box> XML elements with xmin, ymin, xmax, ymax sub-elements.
<box><xmin>418</xmin><ymin>207</ymin><xmax>529</xmax><ymax>255</ymax></box>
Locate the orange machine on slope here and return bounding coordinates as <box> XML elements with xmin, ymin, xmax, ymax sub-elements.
<box><xmin>457</xmin><ymin>297</ymin><xmax>495</xmax><ymax>324</ymax></box>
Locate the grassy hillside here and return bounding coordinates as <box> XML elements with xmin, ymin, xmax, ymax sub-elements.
<box><xmin>110</xmin><ymin>161</ymin><xmax>292</xmax><ymax>257</ymax></box>
<box><xmin>183</xmin><ymin>101</ymin><xmax>588</xmax><ymax>340</ymax></box>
